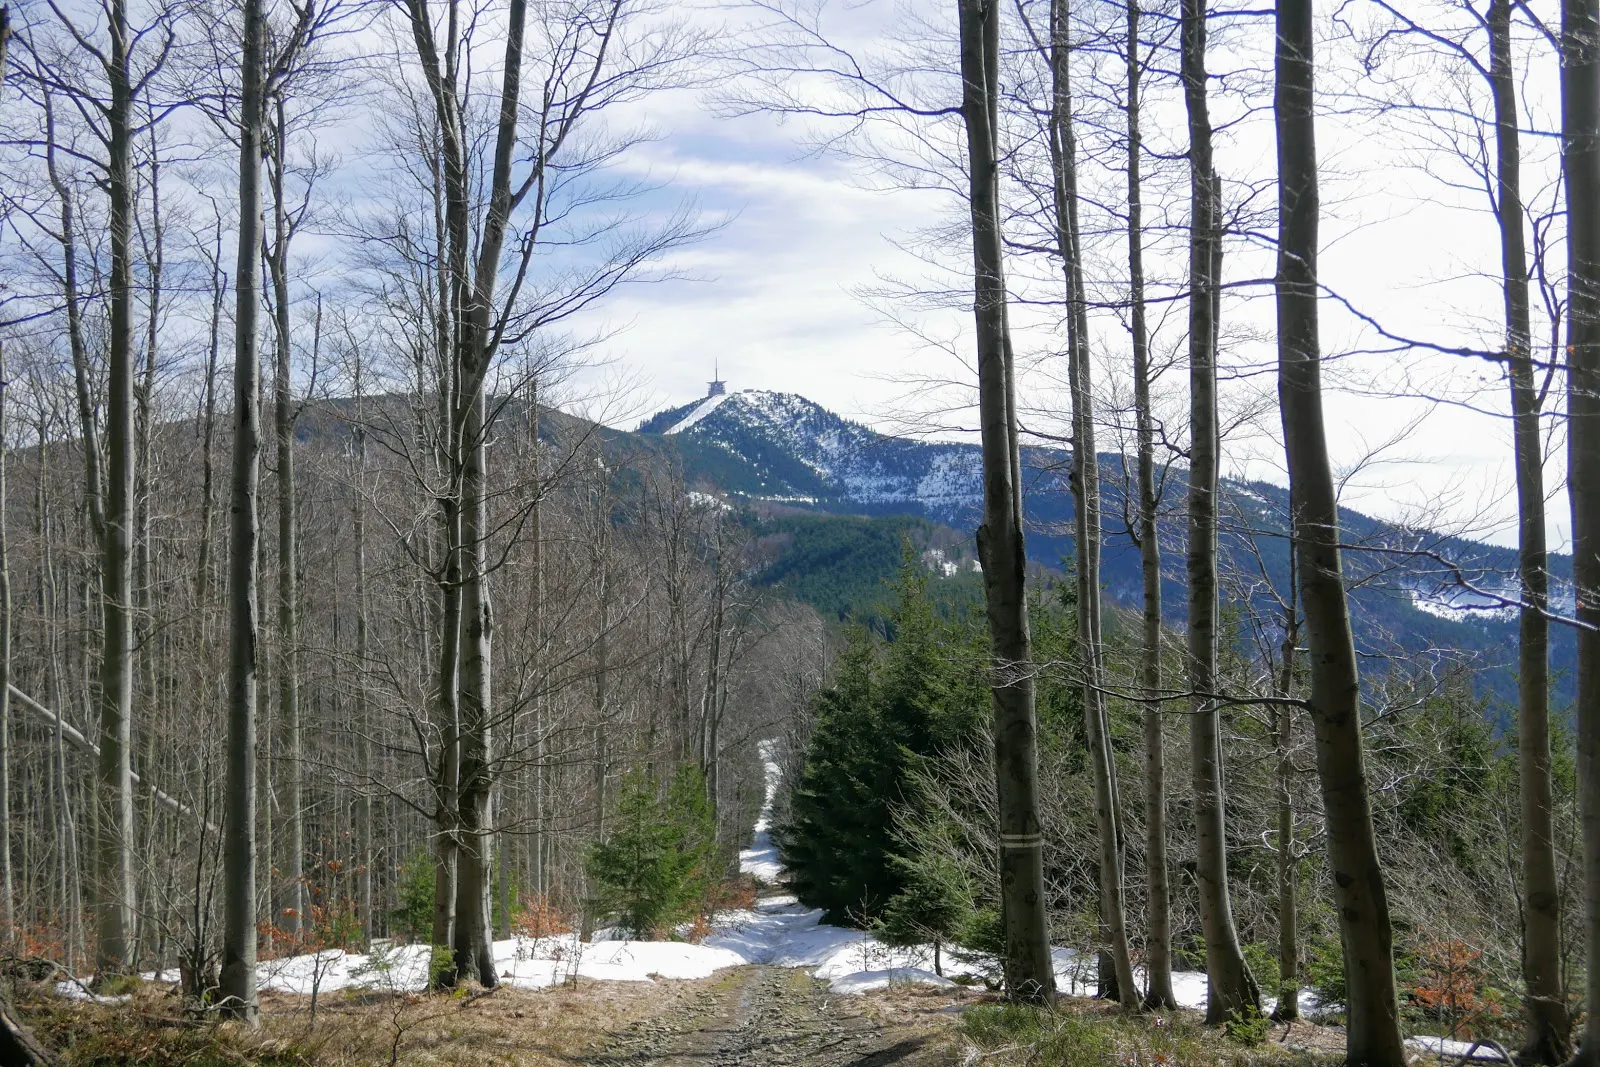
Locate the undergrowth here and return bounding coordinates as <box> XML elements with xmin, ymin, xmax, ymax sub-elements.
<box><xmin>959</xmin><ymin>1003</ymin><xmax>1332</xmax><ymax>1067</ymax></box>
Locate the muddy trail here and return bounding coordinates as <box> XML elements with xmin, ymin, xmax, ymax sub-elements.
<box><xmin>589</xmin><ymin>965</ymin><xmax>961</xmax><ymax>1067</ymax></box>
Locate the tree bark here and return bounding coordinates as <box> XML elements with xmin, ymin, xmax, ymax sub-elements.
<box><xmin>0</xmin><ymin>987</ymin><xmax>54</xmax><ymax>1067</ymax></box>
<box><xmin>220</xmin><ymin>0</ymin><xmax>265</xmax><ymax>1019</ymax></box>
<box><xmin>1181</xmin><ymin>0</ymin><xmax>1257</xmax><ymax>1022</ymax></box>
<box><xmin>958</xmin><ymin>0</ymin><xmax>1055</xmax><ymax>1005</ymax></box>
<box><xmin>1125</xmin><ymin>0</ymin><xmax>1174</xmax><ymax>1012</ymax></box>
<box><xmin>1486</xmin><ymin>1</ymin><xmax>1569</xmax><ymax>1057</ymax></box>
<box><xmin>453</xmin><ymin>384</ymin><xmax>495</xmax><ymax>987</ymax></box>
<box><xmin>1274</xmin><ymin>0</ymin><xmax>1404</xmax><ymax>1061</ymax></box>
<box><xmin>1562</xmin><ymin>0</ymin><xmax>1600</xmax><ymax>1052</ymax></box>
<box><xmin>1272</xmin><ymin>548</ymin><xmax>1299</xmax><ymax>1022</ymax></box>
<box><xmin>353</xmin><ymin>364</ymin><xmax>374</xmax><ymax>942</ymax></box>
<box><xmin>268</xmin><ymin>99</ymin><xmax>305</xmax><ymax>941</ymax></box>
<box><xmin>94</xmin><ymin>0</ymin><xmax>138</xmax><ymax>978</ymax></box>
<box><xmin>0</xmin><ymin>338</ymin><xmax>13</xmax><ymax>940</ymax></box>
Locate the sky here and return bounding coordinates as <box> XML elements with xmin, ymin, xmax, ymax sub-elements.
<box><xmin>544</xmin><ymin>0</ymin><xmax>1571</xmax><ymax>554</ymax></box>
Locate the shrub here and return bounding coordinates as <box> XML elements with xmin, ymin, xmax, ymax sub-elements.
<box><xmin>391</xmin><ymin>849</ymin><xmax>436</xmax><ymax>943</ymax></box>
<box><xmin>1242</xmin><ymin>940</ymin><xmax>1282</xmax><ymax>1003</ymax></box>
<box><xmin>587</xmin><ymin>763</ymin><xmax>718</xmax><ymax>937</ymax></box>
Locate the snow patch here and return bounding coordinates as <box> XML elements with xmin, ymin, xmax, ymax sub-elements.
<box><xmin>828</xmin><ymin>968</ymin><xmax>954</xmax><ymax>994</ymax></box>
<box><xmin>1405</xmin><ymin>1037</ymin><xmax>1513</xmax><ymax>1062</ymax></box>
<box><xmin>663</xmin><ymin>392</ymin><xmax>733</xmax><ymax>435</ymax></box>
<box><xmin>53</xmin><ymin>981</ymin><xmax>130</xmax><ymax>1005</ymax></box>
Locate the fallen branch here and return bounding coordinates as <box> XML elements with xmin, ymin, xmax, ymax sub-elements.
<box><xmin>0</xmin><ymin>988</ymin><xmax>53</xmax><ymax>1067</ymax></box>
<box><xmin>9</xmin><ymin>685</ymin><xmax>216</xmax><ymax>833</ymax></box>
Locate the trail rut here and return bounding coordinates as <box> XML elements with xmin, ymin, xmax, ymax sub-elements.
<box><xmin>589</xmin><ymin>965</ymin><xmax>959</xmax><ymax>1067</ymax></box>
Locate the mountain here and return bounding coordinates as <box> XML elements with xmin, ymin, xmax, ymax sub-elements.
<box><xmin>635</xmin><ymin>387</ymin><xmax>1570</xmax><ymax>717</ymax></box>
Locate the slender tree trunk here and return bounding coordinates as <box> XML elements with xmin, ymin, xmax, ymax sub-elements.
<box><xmin>0</xmin><ymin>339</ymin><xmax>13</xmax><ymax>941</ymax></box>
<box><xmin>1563</xmin><ymin>0</ymin><xmax>1600</xmax><ymax>1052</ymax></box>
<box><xmin>220</xmin><ymin>0</ymin><xmax>265</xmax><ymax>1020</ymax></box>
<box><xmin>1274</xmin><ymin>1</ymin><xmax>1403</xmax><ymax>1060</ymax></box>
<box><xmin>268</xmin><ymin>109</ymin><xmax>305</xmax><ymax>938</ymax></box>
<box><xmin>432</xmin><ymin>505</ymin><xmax>461</xmax><ymax>985</ymax></box>
<box><xmin>1181</xmin><ymin>0</ymin><xmax>1257</xmax><ymax>1022</ymax></box>
<box><xmin>1272</xmin><ymin>548</ymin><xmax>1300</xmax><ymax>1022</ymax></box>
<box><xmin>453</xmin><ymin>386</ymin><xmax>495</xmax><ymax>987</ymax></box>
<box><xmin>94</xmin><ymin>0</ymin><xmax>138</xmax><ymax>977</ymax></box>
<box><xmin>1039</xmin><ymin>0</ymin><xmax>1136</xmax><ymax>1007</ymax></box>
<box><xmin>131</xmin><ymin>137</ymin><xmax>162</xmax><ymax>964</ymax></box>
<box><xmin>1485</xmin><ymin>2</ymin><xmax>1569</xmax><ymax>1057</ymax></box>
<box><xmin>353</xmin><ymin>371</ymin><xmax>374</xmax><ymax>943</ymax></box>
<box><xmin>1126</xmin><ymin>0</ymin><xmax>1173</xmax><ymax>1010</ymax></box>
<box><xmin>531</xmin><ymin>453</ymin><xmax>545</xmax><ymax>901</ymax></box>
<box><xmin>196</xmin><ymin>221</ymin><xmax>224</xmax><ymax>605</ymax></box>
<box><xmin>958</xmin><ymin>0</ymin><xmax>1055</xmax><ymax>1005</ymax></box>
<box><xmin>595</xmin><ymin>509</ymin><xmax>610</xmax><ymax>845</ymax></box>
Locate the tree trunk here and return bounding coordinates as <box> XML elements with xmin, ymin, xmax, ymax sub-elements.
<box><xmin>94</xmin><ymin>0</ymin><xmax>138</xmax><ymax>978</ymax></box>
<box><xmin>431</xmin><ymin>503</ymin><xmax>462</xmax><ymax>986</ymax></box>
<box><xmin>453</xmin><ymin>386</ymin><xmax>496</xmax><ymax>988</ymax></box>
<box><xmin>0</xmin><ymin>338</ymin><xmax>13</xmax><ymax>940</ymax></box>
<box><xmin>268</xmin><ymin>100</ymin><xmax>305</xmax><ymax>941</ymax></box>
<box><xmin>1181</xmin><ymin>0</ymin><xmax>1257</xmax><ymax>1022</ymax></box>
<box><xmin>1272</xmin><ymin>549</ymin><xmax>1299</xmax><ymax>1023</ymax></box>
<box><xmin>1041</xmin><ymin>0</ymin><xmax>1136</xmax><ymax>1007</ymax></box>
<box><xmin>595</xmin><ymin>502</ymin><xmax>610</xmax><ymax>845</ymax></box>
<box><xmin>220</xmin><ymin>0</ymin><xmax>265</xmax><ymax>1020</ymax></box>
<box><xmin>353</xmin><ymin>370</ymin><xmax>374</xmax><ymax>942</ymax></box>
<box><xmin>0</xmin><ymin>987</ymin><xmax>54</xmax><ymax>1067</ymax></box>
<box><xmin>196</xmin><ymin>221</ymin><xmax>224</xmax><ymax>605</ymax></box>
<box><xmin>1487</xmin><ymin>1</ymin><xmax>1569</xmax><ymax>1057</ymax></box>
<box><xmin>1274</xmin><ymin>0</ymin><xmax>1404</xmax><ymax>1060</ymax></box>
<box><xmin>1126</xmin><ymin>0</ymin><xmax>1174</xmax><ymax>1013</ymax></box>
<box><xmin>1562</xmin><ymin>0</ymin><xmax>1600</xmax><ymax>1052</ymax></box>
<box><xmin>958</xmin><ymin>0</ymin><xmax>1055</xmax><ymax>1005</ymax></box>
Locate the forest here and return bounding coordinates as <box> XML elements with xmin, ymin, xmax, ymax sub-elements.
<box><xmin>0</xmin><ymin>0</ymin><xmax>1594</xmax><ymax>1063</ymax></box>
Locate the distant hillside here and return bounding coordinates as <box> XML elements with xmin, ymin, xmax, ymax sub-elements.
<box><xmin>634</xmin><ymin>388</ymin><xmax>1569</xmax><ymax>716</ymax></box>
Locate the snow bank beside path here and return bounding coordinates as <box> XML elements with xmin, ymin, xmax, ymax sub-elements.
<box><xmin>160</xmin><ymin>738</ymin><xmax>1322</xmax><ymax>1007</ymax></box>
<box><xmin>253</xmin><ymin>935</ymin><xmax>748</xmax><ymax>995</ymax></box>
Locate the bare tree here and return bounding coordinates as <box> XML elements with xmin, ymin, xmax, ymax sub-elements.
<box><xmin>1275</xmin><ymin>0</ymin><xmax>1405</xmax><ymax>1059</ymax></box>
<box><xmin>1181</xmin><ymin>0</ymin><xmax>1257</xmax><ymax>1022</ymax></box>
<box><xmin>1486</xmin><ymin>0</ymin><xmax>1569</xmax><ymax>1056</ymax></box>
<box><xmin>958</xmin><ymin>0</ymin><xmax>1055</xmax><ymax>1005</ymax></box>
<box><xmin>1562</xmin><ymin>0</ymin><xmax>1600</xmax><ymax>1051</ymax></box>
<box><xmin>220</xmin><ymin>0</ymin><xmax>266</xmax><ymax>1021</ymax></box>
<box><xmin>1123</xmin><ymin>0</ymin><xmax>1175</xmax><ymax>1012</ymax></box>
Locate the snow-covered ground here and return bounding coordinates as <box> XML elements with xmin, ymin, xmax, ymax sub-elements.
<box><xmin>99</xmin><ymin>736</ymin><xmax>1444</xmax><ymax>1059</ymax></box>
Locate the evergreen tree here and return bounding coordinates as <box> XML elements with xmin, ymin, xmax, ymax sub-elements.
<box><xmin>778</xmin><ymin>550</ymin><xmax>985</xmax><ymax>924</ymax></box>
<box><xmin>876</xmin><ymin>850</ymin><xmax>970</xmax><ymax>976</ymax></box>
<box><xmin>588</xmin><ymin>764</ymin><xmax>718</xmax><ymax>937</ymax></box>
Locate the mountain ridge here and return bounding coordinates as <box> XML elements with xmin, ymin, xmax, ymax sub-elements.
<box><xmin>634</xmin><ymin>386</ymin><xmax>1569</xmax><ymax>715</ymax></box>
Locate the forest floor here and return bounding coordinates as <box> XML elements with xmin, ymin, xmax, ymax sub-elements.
<box><xmin>13</xmin><ymin>959</ymin><xmax>967</xmax><ymax>1066</ymax></box>
<box><xmin>14</xmin><ymin>963</ymin><xmax>1379</xmax><ymax>1067</ymax></box>
<box><xmin>591</xmin><ymin>964</ymin><xmax>961</xmax><ymax>1067</ymax></box>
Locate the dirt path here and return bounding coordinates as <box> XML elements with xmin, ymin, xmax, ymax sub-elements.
<box><xmin>589</xmin><ymin>966</ymin><xmax>961</xmax><ymax>1067</ymax></box>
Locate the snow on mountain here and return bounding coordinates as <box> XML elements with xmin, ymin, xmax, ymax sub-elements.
<box><xmin>642</xmin><ymin>389</ymin><xmax>983</xmax><ymax>513</ymax></box>
<box><xmin>663</xmin><ymin>391</ymin><xmax>734</xmax><ymax>435</ymax></box>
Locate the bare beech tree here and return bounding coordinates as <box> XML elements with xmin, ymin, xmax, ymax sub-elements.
<box><xmin>958</xmin><ymin>0</ymin><xmax>1056</xmax><ymax>1004</ymax></box>
<box><xmin>1275</xmin><ymin>0</ymin><xmax>1406</xmax><ymax>1058</ymax></box>
<box><xmin>1181</xmin><ymin>0</ymin><xmax>1258</xmax><ymax>1022</ymax></box>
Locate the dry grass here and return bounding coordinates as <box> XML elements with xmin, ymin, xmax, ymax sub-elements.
<box><xmin>957</xmin><ymin>997</ymin><xmax>1349</xmax><ymax>1067</ymax></box>
<box><xmin>12</xmin><ymin>973</ymin><xmax>720</xmax><ymax>1066</ymax></box>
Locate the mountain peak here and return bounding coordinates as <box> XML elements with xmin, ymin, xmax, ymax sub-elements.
<box><xmin>640</xmin><ymin>388</ymin><xmax>839</xmax><ymax>437</ymax></box>
<box><xmin>638</xmin><ymin>387</ymin><xmax>981</xmax><ymax>509</ymax></box>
